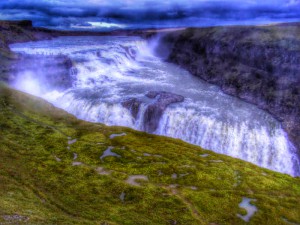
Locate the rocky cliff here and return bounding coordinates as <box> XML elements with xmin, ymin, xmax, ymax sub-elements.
<box><xmin>158</xmin><ymin>23</ymin><xmax>300</xmax><ymax>153</ymax></box>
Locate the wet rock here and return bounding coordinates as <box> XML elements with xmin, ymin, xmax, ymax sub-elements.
<box><xmin>144</xmin><ymin>91</ymin><xmax>184</xmax><ymax>132</ymax></box>
<box><xmin>122</xmin><ymin>98</ymin><xmax>142</xmax><ymax>119</ymax></box>
<box><xmin>122</xmin><ymin>91</ymin><xmax>184</xmax><ymax>133</ymax></box>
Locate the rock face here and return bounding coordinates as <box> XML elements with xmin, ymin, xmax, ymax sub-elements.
<box><xmin>123</xmin><ymin>91</ymin><xmax>184</xmax><ymax>133</ymax></box>
<box><xmin>144</xmin><ymin>91</ymin><xmax>184</xmax><ymax>132</ymax></box>
<box><xmin>122</xmin><ymin>98</ymin><xmax>142</xmax><ymax>120</ymax></box>
<box><xmin>157</xmin><ymin>23</ymin><xmax>300</xmax><ymax>153</ymax></box>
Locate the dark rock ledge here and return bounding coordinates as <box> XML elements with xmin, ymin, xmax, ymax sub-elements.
<box><xmin>122</xmin><ymin>91</ymin><xmax>184</xmax><ymax>133</ymax></box>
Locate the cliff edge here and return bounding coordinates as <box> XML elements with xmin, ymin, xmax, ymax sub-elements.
<box><xmin>158</xmin><ymin>23</ymin><xmax>300</xmax><ymax>153</ymax></box>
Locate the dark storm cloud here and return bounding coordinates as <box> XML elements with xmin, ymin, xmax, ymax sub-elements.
<box><xmin>0</xmin><ymin>0</ymin><xmax>300</xmax><ymax>30</ymax></box>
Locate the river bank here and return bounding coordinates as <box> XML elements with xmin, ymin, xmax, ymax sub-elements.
<box><xmin>157</xmin><ymin>23</ymin><xmax>300</xmax><ymax>154</ymax></box>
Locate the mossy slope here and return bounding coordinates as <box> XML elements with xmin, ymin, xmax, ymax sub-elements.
<box><xmin>0</xmin><ymin>84</ymin><xmax>299</xmax><ymax>225</ymax></box>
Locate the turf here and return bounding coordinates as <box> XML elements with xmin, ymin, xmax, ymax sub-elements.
<box><xmin>0</xmin><ymin>83</ymin><xmax>299</xmax><ymax>224</ymax></box>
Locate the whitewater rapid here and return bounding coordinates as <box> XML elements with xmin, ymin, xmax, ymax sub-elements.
<box><xmin>10</xmin><ymin>36</ymin><xmax>300</xmax><ymax>176</ymax></box>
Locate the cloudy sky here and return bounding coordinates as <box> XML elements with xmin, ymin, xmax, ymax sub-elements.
<box><xmin>0</xmin><ymin>0</ymin><xmax>299</xmax><ymax>30</ymax></box>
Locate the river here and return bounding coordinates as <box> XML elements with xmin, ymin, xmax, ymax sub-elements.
<box><xmin>10</xmin><ymin>36</ymin><xmax>300</xmax><ymax>176</ymax></box>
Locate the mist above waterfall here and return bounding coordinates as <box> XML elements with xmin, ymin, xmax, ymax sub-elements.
<box><xmin>9</xmin><ymin>36</ymin><xmax>300</xmax><ymax>176</ymax></box>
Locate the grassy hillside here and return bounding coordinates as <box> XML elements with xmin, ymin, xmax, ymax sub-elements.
<box><xmin>0</xmin><ymin>83</ymin><xmax>300</xmax><ymax>224</ymax></box>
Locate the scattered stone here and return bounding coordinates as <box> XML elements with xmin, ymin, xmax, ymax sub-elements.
<box><xmin>169</xmin><ymin>220</ymin><xmax>178</xmax><ymax>225</ymax></box>
<box><xmin>96</xmin><ymin>167</ymin><xmax>111</xmax><ymax>175</ymax></box>
<box><xmin>120</xmin><ymin>192</ymin><xmax>125</xmax><ymax>203</ymax></box>
<box><xmin>73</xmin><ymin>153</ymin><xmax>78</xmax><ymax>160</ymax></box>
<box><xmin>210</xmin><ymin>160</ymin><xmax>223</xmax><ymax>163</ymax></box>
<box><xmin>190</xmin><ymin>186</ymin><xmax>198</xmax><ymax>190</ymax></box>
<box><xmin>68</xmin><ymin>138</ymin><xmax>77</xmax><ymax>145</ymax></box>
<box><xmin>54</xmin><ymin>156</ymin><xmax>61</xmax><ymax>162</ymax></box>
<box><xmin>282</xmin><ymin>217</ymin><xmax>300</xmax><ymax>225</ymax></box>
<box><xmin>126</xmin><ymin>175</ymin><xmax>148</xmax><ymax>186</ymax></box>
<box><xmin>169</xmin><ymin>184</ymin><xmax>178</xmax><ymax>189</ymax></box>
<box><xmin>233</xmin><ymin>171</ymin><xmax>242</xmax><ymax>187</ymax></box>
<box><xmin>180</xmin><ymin>173</ymin><xmax>189</xmax><ymax>177</ymax></box>
<box><xmin>72</xmin><ymin>162</ymin><xmax>83</xmax><ymax>166</ymax></box>
<box><xmin>200</xmin><ymin>154</ymin><xmax>210</xmax><ymax>157</ymax></box>
<box><xmin>3</xmin><ymin>215</ymin><xmax>29</xmax><ymax>222</ymax></box>
<box><xmin>171</xmin><ymin>174</ymin><xmax>178</xmax><ymax>179</ymax></box>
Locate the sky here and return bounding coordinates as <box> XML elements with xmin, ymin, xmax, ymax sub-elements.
<box><xmin>0</xmin><ymin>0</ymin><xmax>300</xmax><ymax>30</ymax></box>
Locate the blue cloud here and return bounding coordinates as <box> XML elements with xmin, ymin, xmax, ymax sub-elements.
<box><xmin>0</xmin><ymin>0</ymin><xmax>299</xmax><ymax>30</ymax></box>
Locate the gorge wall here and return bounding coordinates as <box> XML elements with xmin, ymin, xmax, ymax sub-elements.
<box><xmin>157</xmin><ymin>23</ymin><xmax>300</xmax><ymax>153</ymax></box>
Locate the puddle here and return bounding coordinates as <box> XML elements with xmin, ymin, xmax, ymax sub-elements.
<box><xmin>73</xmin><ymin>153</ymin><xmax>78</xmax><ymax>160</ymax></box>
<box><xmin>126</xmin><ymin>175</ymin><xmax>148</xmax><ymax>186</ymax></box>
<box><xmin>110</xmin><ymin>133</ymin><xmax>126</xmax><ymax>139</ymax></box>
<box><xmin>200</xmin><ymin>154</ymin><xmax>210</xmax><ymax>157</ymax></box>
<box><xmin>237</xmin><ymin>197</ymin><xmax>257</xmax><ymax>222</ymax></box>
<box><xmin>72</xmin><ymin>162</ymin><xmax>83</xmax><ymax>166</ymax></box>
<box><xmin>68</xmin><ymin>139</ymin><xmax>77</xmax><ymax>145</ymax></box>
<box><xmin>120</xmin><ymin>192</ymin><xmax>125</xmax><ymax>202</ymax></box>
<box><xmin>96</xmin><ymin>167</ymin><xmax>111</xmax><ymax>175</ymax></box>
<box><xmin>100</xmin><ymin>147</ymin><xmax>121</xmax><ymax>161</ymax></box>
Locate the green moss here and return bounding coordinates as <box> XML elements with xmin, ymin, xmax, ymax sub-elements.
<box><xmin>0</xmin><ymin>84</ymin><xmax>299</xmax><ymax>224</ymax></box>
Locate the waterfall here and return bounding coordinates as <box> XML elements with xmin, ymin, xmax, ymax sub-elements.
<box><xmin>10</xmin><ymin>36</ymin><xmax>300</xmax><ymax>176</ymax></box>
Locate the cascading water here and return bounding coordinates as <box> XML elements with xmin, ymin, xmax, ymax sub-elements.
<box><xmin>10</xmin><ymin>36</ymin><xmax>300</xmax><ymax>176</ymax></box>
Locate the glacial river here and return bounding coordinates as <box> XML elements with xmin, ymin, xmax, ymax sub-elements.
<box><xmin>10</xmin><ymin>36</ymin><xmax>300</xmax><ymax>176</ymax></box>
